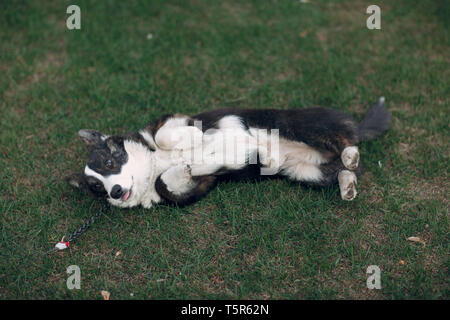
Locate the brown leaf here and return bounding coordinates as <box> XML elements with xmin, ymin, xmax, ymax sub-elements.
<box><xmin>101</xmin><ymin>290</ymin><xmax>110</xmax><ymax>300</ymax></box>
<box><xmin>299</xmin><ymin>30</ymin><xmax>308</xmax><ymax>38</ymax></box>
<box><xmin>407</xmin><ymin>236</ymin><xmax>426</xmax><ymax>247</ymax></box>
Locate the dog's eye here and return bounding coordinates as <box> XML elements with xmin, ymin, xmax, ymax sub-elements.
<box><xmin>105</xmin><ymin>159</ymin><xmax>113</xmax><ymax>168</ymax></box>
<box><xmin>94</xmin><ymin>183</ymin><xmax>102</xmax><ymax>190</ymax></box>
<box><xmin>112</xmin><ymin>151</ymin><xmax>121</xmax><ymax>158</ymax></box>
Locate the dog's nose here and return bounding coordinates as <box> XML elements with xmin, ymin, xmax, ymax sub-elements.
<box><xmin>110</xmin><ymin>184</ymin><xmax>123</xmax><ymax>199</ymax></box>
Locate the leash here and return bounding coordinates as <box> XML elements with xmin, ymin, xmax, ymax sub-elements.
<box><xmin>46</xmin><ymin>200</ymin><xmax>110</xmax><ymax>254</ymax></box>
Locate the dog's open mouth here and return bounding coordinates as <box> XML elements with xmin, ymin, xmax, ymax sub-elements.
<box><xmin>122</xmin><ymin>189</ymin><xmax>132</xmax><ymax>201</ymax></box>
<box><xmin>120</xmin><ymin>177</ymin><xmax>134</xmax><ymax>202</ymax></box>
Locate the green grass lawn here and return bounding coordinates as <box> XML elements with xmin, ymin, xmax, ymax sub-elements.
<box><xmin>1</xmin><ymin>0</ymin><xmax>448</xmax><ymax>299</ymax></box>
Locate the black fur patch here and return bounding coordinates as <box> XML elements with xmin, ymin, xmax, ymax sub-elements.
<box><xmin>125</xmin><ymin>132</ymin><xmax>156</xmax><ymax>151</ymax></box>
<box><xmin>65</xmin><ymin>172</ymin><xmax>107</xmax><ymax>197</ymax></box>
<box><xmin>193</xmin><ymin>107</ymin><xmax>359</xmax><ymax>157</ymax></box>
<box><xmin>155</xmin><ymin>174</ymin><xmax>217</xmax><ymax>206</ymax></box>
<box><xmin>87</xmin><ymin>136</ymin><xmax>128</xmax><ymax>176</ymax></box>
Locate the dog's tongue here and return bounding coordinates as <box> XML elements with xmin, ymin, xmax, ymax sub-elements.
<box><xmin>122</xmin><ymin>191</ymin><xmax>130</xmax><ymax>201</ymax></box>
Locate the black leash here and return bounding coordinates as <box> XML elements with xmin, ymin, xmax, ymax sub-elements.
<box><xmin>46</xmin><ymin>200</ymin><xmax>110</xmax><ymax>254</ymax></box>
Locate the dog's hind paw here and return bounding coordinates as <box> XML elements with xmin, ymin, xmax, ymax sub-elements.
<box><xmin>338</xmin><ymin>170</ymin><xmax>357</xmax><ymax>201</ymax></box>
<box><xmin>341</xmin><ymin>146</ymin><xmax>360</xmax><ymax>170</ymax></box>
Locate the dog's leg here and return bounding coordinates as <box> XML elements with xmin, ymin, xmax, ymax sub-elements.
<box><xmin>155</xmin><ymin>119</ymin><xmax>203</xmax><ymax>151</ymax></box>
<box><xmin>155</xmin><ymin>164</ymin><xmax>217</xmax><ymax>205</ymax></box>
<box><xmin>341</xmin><ymin>146</ymin><xmax>360</xmax><ymax>170</ymax></box>
<box><xmin>159</xmin><ymin>164</ymin><xmax>196</xmax><ymax>196</ymax></box>
<box><xmin>338</xmin><ymin>170</ymin><xmax>357</xmax><ymax>201</ymax></box>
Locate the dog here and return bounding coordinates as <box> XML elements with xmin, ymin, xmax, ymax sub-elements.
<box><xmin>66</xmin><ymin>97</ymin><xmax>391</xmax><ymax>208</ymax></box>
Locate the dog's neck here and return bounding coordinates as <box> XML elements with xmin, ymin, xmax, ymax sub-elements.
<box><xmin>122</xmin><ymin>138</ymin><xmax>188</xmax><ymax>208</ymax></box>
<box><xmin>122</xmin><ymin>140</ymin><xmax>161</xmax><ymax>208</ymax></box>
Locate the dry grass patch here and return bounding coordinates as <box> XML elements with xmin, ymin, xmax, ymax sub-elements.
<box><xmin>406</xmin><ymin>176</ymin><xmax>449</xmax><ymax>203</ymax></box>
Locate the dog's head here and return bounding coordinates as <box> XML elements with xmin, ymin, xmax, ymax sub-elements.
<box><xmin>66</xmin><ymin>129</ymin><xmax>143</xmax><ymax>207</ymax></box>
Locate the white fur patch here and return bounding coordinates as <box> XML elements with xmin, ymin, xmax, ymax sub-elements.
<box><xmin>280</xmin><ymin>162</ymin><xmax>323</xmax><ymax>182</ymax></box>
<box><xmin>249</xmin><ymin>127</ymin><xmax>326</xmax><ymax>181</ymax></box>
<box><xmin>154</xmin><ymin>117</ymin><xmax>189</xmax><ymax>149</ymax></box>
<box><xmin>156</xmin><ymin>125</ymin><xmax>204</xmax><ymax>151</ymax></box>
<box><xmin>216</xmin><ymin>115</ymin><xmax>246</xmax><ymax>130</ymax></box>
<box><xmin>278</xmin><ymin>138</ymin><xmax>326</xmax><ymax>181</ymax></box>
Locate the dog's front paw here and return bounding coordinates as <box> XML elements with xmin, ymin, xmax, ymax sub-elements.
<box><xmin>182</xmin><ymin>164</ymin><xmax>192</xmax><ymax>180</ymax></box>
<box><xmin>174</xmin><ymin>163</ymin><xmax>191</xmax><ymax>179</ymax></box>
<box><xmin>164</xmin><ymin>164</ymin><xmax>192</xmax><ymax>183</ymax></box>
<box><xmin>156</xmin><ymin>126</ymin><xmax>203</xmax><ymax>150</ymax></box>
<box><xmin>161</xmin><ymin>164</ymin><xmax>195</xmax><ymax>196</ymax></box>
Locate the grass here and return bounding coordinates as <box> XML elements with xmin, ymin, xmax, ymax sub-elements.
<box><xmin>0</xmin><ymin>0</ymin><xmax>448</xmax><ymax>299</ymax></box>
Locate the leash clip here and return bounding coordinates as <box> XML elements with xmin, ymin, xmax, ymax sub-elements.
<box><xmin>47</xmin><ymin>237</ymin><xmax>70</xmax><ymax>254</ymax></box>
<box><xmin>55</xmin><ymin>241</ymin><xmax>70</xmax><ymax>250</ymax></box>
<box><xmin>55</xmin><ymin>236</ymin><xmax>70</xmax><ymax>250</ymax></box>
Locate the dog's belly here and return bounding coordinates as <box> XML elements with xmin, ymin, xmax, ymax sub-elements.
<box><xmin>247</xmin><ymin>127</ymin><xmax>327</xmax><ymax>179</ymax></box>
<box><xmin>176</xmin><ymin>124</ymin><xmax>260</xmax><ymax>176</ymax></box>
<box><xmin>165</xmin><ymin>121</ymin><xmax>326</xmax><ymax>181</ymax></box>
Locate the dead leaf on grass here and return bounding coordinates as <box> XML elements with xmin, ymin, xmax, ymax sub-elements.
<box><xmin>101</xmin><ymin>290</ymin><xmax>110</xmax><ymax>300</ymax></box>
<box><xmin>407</xmin><ymin>236</ymin><xmax>426</xmax><ymax>247</ymax></box>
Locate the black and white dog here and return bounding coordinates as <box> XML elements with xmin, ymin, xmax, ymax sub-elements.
<box><xmin>66</xmin><ymin>97</ymin><xmax>391</xmax><ymax>208</ymax></box>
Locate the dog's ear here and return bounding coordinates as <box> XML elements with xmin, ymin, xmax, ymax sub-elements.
<box><xmin>78</xmin><ymin>129</ymin><xmax>106</xmax><ymax>149</ymax></box>
<box><xmin>65</xmin><ymin>172</ymin><xmax>88</xmax><ymax>190</ymax></box>
<box><xmin>106</xmin><ymin>136</ymin><xmax>123</xmax><ymax>153</ymax></box>
<box><xmin>65</xmin><ymin>172</ymin><xmax>107</xmax><ymax>198</ymax></box>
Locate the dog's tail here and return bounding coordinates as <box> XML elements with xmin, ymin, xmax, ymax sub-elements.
<box><xmin>358</xmin><ymin>97</ymin><xmax>392</xmax><ymax>142</ymax></box>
